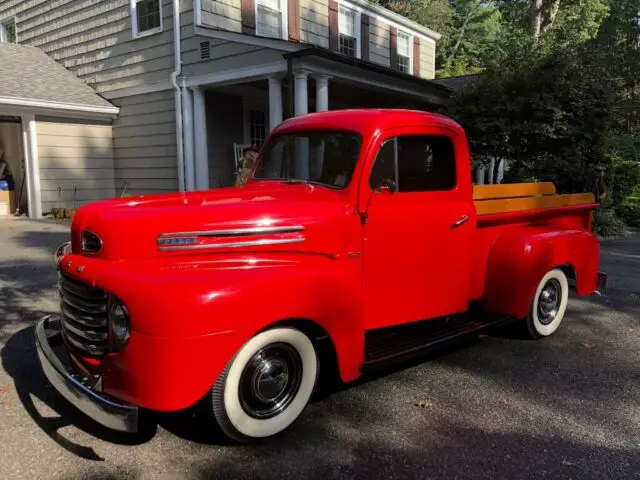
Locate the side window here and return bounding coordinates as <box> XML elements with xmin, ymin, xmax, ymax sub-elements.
<box><xmin>370</xmin><ymin>135</ymin><xmax>456</xmax><ymax>193</ymax></box>
<box><xmin>370</xmin><ymin>139</ymin><xmax>397</xmax><ymax>190</ymax></box>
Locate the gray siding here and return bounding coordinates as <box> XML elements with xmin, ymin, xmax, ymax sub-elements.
<box><xmin>206</xmin><ymin>92</ymin><xmax>244</xmax><ymax>188</ymax></box>
<box><xmin>36</xmin><ymin>117</ymin><xmax>116</xmax><ymax>212</ymax></box>
<box><xmin>0</xmin><ymin>0</ymin><xmax>177</xmax><ymax>94</ymax></box>
<box><xmin>419</xmin><ymin>39</ymin><xmax>436</xmax><ymax>80</ymax></box>
<box><xmin>201</xmin><ymin>0</ymin><xmax>241</xmax><ymax>33</ymax></box>
<box><xmin>369</xmin><ymin>17</ymin><xmax>390</xmax><ymax>68</ymax></box>
<box><xmin>300</xmin><ymin>0</ymin><xmax>329</xmax><ymax>48</ymax></box>
<box><xmin>181</xmin><ymin>35</ymin><xmax>286</xmax><ymax>76</ymax></box>
<box><xmin>111</xmin><ymin>90</ymin><xmax>178</xmax><ymax>195</ymax></box>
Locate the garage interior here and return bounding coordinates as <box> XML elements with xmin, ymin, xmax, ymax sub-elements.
<box><xmin>0</xmin><ymin>116</ymin><xmax>25</xmax><ymax>216</ymax></box>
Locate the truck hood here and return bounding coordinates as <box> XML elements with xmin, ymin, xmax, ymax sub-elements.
<box><xmin>70</xmin><ymin>182</ymin><xmax>354</xmax><ymax>260</ymax></box>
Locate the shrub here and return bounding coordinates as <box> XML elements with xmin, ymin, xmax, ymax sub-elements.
<box><xmin>619</xmin><ymin>199</ymin><xmax>640</xmax><ymax>227</ymax></box>
<box><xmin>593</xmin><ymin>209</ymin><xmax>627</xmax><ymax>238</ymax></box>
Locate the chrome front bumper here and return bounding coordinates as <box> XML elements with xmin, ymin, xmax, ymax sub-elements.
<box><xmin>35</xmin><ymin>315</ymin><xmax>138</xmax><ymax>433</ymax></box>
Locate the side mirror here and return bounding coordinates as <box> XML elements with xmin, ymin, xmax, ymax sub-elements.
<box><xmin>377</xmin><ymin>178</ymin><xmax>396</xmax><ymax>193</ymax></box>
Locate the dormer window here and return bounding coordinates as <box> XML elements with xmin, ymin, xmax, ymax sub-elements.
<box><xmin>397</xmin><ymin>30</ymin><xmax>412</xmax><ymax>73</ymax></box>
<box><xmin>256</xmin><ymin>0</ymin><xmax>287</xmax><ymax>40</ymax></box>
<box><xmin>338</xmin><ymin>3</ymin><xmax>360</xmax><ymax>58</ymax></box>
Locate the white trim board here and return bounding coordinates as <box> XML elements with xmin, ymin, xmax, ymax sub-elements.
<box><xmin>0</xmin><ymin>97</ymin><xmax>119</xmax><ymax>118</ymax></box>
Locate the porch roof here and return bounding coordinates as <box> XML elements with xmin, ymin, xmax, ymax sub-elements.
<box><xmin>0</xmin><ymin>43</ymin><xmax>119</xmax><ymax>118</ymax></box>
<box><xmin>284</xmin><ymin>47</ymin><xmax>453</xmax><ymax>98</ymax></box>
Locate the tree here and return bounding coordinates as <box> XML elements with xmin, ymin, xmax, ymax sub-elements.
<box><xmin>496</xmin><ymin>0</ymin><xmax>610</xmax><ymax>46</ymax></box>
<box><xmin>445</xmin><ymin>45</ymin><xmax>615</xmax><ymax>193</ymax></box>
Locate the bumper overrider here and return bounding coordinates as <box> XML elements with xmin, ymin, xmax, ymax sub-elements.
<box><xmin>35</xmin><ymin>315</ymin><xmax>138</xmax><ymax>433</ymax></box>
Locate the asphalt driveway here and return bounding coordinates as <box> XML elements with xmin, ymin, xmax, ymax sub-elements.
<box><xmin>0</xmin><ymin>217</ymin><xmax>638</xmax><ymax>479</ymax></box>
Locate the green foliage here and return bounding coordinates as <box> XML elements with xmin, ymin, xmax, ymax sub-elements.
<box><xmin>445</xmin><ymin>45</ymin><xmax>615</xmax><ymax>193</ymax></box>
<box><xmin>593</xmin><ymin>208</ymin><xmax>628</xmax><ymax>238</ymax></box>
<box><xmin>619</xmin><ymin>200</ymin><xmax>640</xmax><ymax>227</ymax></box>
<box><xmin>604</xmin><ymin>156</ymin><xmax>640</xmax><ymax>211</ymax></box>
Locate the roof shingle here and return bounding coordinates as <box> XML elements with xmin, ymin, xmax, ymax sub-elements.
<box><xmin>0</xmin><ymin>43</ymin><xmax>114</xmax><ymax>110</ymax></box>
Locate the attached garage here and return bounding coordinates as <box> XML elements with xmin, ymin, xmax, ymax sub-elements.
<box><xmin>0</xmin><ymin>43</ymin><xmax>119</xmax><ymax>219</ymax></box>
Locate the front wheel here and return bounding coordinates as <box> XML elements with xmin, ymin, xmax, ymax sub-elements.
<box><xmin>524</xmin><ymin>268</ymin><xmax>569</xmax><ymax>339</ymax></box>
<box><xmin>207</xmin><ymin>327</ymin><xmax>319</xmax><ymax>442</ymax></box>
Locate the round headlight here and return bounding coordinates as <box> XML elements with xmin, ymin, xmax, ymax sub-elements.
<box><xmin>108</xmin><ymin>296</ymin><xmax>130</xmax><ymax>351</ymax></box>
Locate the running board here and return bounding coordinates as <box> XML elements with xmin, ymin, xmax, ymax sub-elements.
<box><xmin>362</xmin><ymin>314</ymin><xmax>514</xmax><ymax>371</ymax></box>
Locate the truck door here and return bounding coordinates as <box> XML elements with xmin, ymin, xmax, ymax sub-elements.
<box><xmin>361</xmin><ymin>129</ymin><xmax>476</xmax><ymax>330</ymax></box>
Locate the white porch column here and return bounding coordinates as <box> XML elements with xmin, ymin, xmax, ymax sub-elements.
<box><xmin>294</xmin><ymin>70</ymin><xmax>309</xmax><ymax>116</ymax></box>
<box><xmin>488</xmin><ymin>157</ymin><xmax>496</xmax><ymax>184</ymax></box>
<box><xmin>192</xmin><ymin>87</ymin><xmax>209</xmax><ymax>190</ymax></box>
<box><xmin>475</xmin><ymin>166</ymin><xmax>485</xmax><ymax>185</ymax></box>
<box><xmin>21</xmin><ymin>114</ymin><xmax>41</xmax><ymax>218</ymax></box>
<box><xmin>182</xmin><ymin>86</ymin><xmax>196</xmax><ymax>191</ymax></box>
<box><xmin>268</xmin><ymin>76</ymin><xmax>283</xmax><ymax>131</ymax></box>
<box><xmin>314</xmin><ymin>75</ymin><xmax>331</xmax><ymax>112</ymax></box>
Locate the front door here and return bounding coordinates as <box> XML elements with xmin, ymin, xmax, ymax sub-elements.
<box><xmin>362</xmin><ymin>130</ymin><xmax>475</xmax><ymax>330</ymax></box>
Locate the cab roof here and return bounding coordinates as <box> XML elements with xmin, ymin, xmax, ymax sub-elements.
<box><xmin>271</xmin><ymin>109</ymin><xmax>464</xmax><ymax>138</ymax></box>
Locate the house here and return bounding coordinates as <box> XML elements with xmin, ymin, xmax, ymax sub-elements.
<box><xmin>0</xmin><ymin>0</ymin><xmax>451</xmax><ymax>218</ymax></box>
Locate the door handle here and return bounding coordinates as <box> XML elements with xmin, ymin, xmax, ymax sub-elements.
<box><xmin>451</xmin><ymin>215</ymin><xmax>470</xmax><ymax>229</ymax></box>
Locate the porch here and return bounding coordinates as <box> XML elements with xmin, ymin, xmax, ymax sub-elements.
<box><xmin>179</xmin><ymin>47</ymin><xmax>451</xmax><ymax>190</ymax></box>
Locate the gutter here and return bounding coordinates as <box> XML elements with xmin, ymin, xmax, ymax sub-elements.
<box><xmin>171</xmin><ymin>0</ymin><xmax>185</xmax><ymax>193</ymax></box>
<box><xmin>0</xmin><ymin>97</ymin><xmax>120</xmax><ymax>117</ymax></box>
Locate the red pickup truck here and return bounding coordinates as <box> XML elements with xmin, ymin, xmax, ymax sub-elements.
<box><xmin>36</xmin><ymin>110</ymin><xmax>605</xmax><ymax>442</ymax></box>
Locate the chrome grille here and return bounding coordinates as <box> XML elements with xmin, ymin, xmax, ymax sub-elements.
<box><xmin>58</xmin><ymin>273</ymin><xmax>109</xmax><ymax>357</ymax></box>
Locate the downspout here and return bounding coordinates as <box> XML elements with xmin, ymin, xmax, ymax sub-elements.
<box><xmin>171</xmin><ymin>0</ymin><xmax>185</xmax><ymax>192</ymax></box>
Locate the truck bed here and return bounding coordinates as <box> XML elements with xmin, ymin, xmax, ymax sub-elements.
<box><xmin>470</xmin><ymin>182</ymin><xmax>598</xmax><ymax>301</ymax></box>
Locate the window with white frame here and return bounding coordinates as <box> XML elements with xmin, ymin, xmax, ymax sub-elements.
<box><xmin>338</xmin><ymin>4</ymin><xmax>360</xmax><ymax>58</ymax></box>
<box><xmin>131</xmin><ymin>0</ymin><xmax>162</xmax><ymax>38</ymax></box>
<box><xmin>256</xmin><ymin>0</ymin><xmax>286</xmax><ymax>40</ymax></box>
<box><xmin>248</xmin><ymin>110</ymin><xmax>267</xmax><ymax>148</ymax></box>
<box><xmin>397</xmin><ymin>30</ymin><xmax>412</xmax><ymax>73</ymax></box>
<box><xmin>0</xmin><ymin>17</ymin><xmax>17</xmax><ymax>43</ymax></box>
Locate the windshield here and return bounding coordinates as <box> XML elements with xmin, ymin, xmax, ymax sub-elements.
<box><xmin>253</xmin><ymin>131</ymin><xmax>361</xmax><ymax>189</ymax></box>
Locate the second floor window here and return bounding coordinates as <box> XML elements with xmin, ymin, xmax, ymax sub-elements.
<box><xmin>0</xmin><ymin>18</ymin><xmax>17</xmax><ymax>43</ymax></box>
<box><xmin>132</xmin><ymin>0</ymin><xmax>162</xmax><ymax>38</ymax></box>
<box><xmin>397</xmin><ymin>31</ymin><xmax>412</xmax><ymax>73</ymax></box>
<box><xmin>256</xmin><ymin>0</ymin><xmax>286</xmax><ymax>40</ymax></box>
<box><xmin>339</xmin><ymin>5</ymin><xmax>359</xmax><ymax>58</ymax></box>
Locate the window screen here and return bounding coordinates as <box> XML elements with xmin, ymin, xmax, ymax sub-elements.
<box><xmin>0</xmin><ymin>18</ymin><xmax>16</xmax><ymax>43</ymax></box>
<box><xmin>257</xmin><ymin>0</ymin><xmax>283</xmax><ymax>39</ymax></box>
<box><xmin>339</xmin><ymin>6</ymin><xmax>358</xmax><ymax>58</ymax></box>
<box><xmin>135</xmin><ymin>0</ymin><xmax>161</xmax><ymax>34</ymax></box>
<box><xmin>397</xmin><ymin>31</ymin><xmax>411</xmax><ymax>73</ymax></box>
<box><xmin>370</xmin><ymin>136</ymin><xmax>456</xmax><ymax>192</ymax></box>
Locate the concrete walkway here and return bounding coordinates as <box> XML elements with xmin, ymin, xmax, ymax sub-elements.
<box><xmin>0</xmin><ymin>217</ymin><xmax>638</xmax><ymax>479</ymax></box>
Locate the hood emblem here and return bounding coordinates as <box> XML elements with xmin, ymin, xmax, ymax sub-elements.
<box><xmin>65</xmin><ymin>261</ymin><xmax>72</xmax><ymax>268</ymax></box>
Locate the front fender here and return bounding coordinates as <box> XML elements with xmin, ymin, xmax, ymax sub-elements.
<box><xmin>483</xmin><ymin>226</ymin><xmax>599</xmax><ymax>318</ymax></box>
<box><xmin>89</xmin><ymin>254</ymin><xmax>363</xmax><ymax>411</ymax></box>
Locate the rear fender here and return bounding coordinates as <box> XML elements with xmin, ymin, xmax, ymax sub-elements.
<box><xmin>483</xmin><ymin>227</ymin><xmax>599</xmax><ymax>318</ymax></box>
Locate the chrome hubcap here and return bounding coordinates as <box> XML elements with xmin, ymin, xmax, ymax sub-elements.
<box><xmin>538</xmin><ymin>278</ymin><xmax>561</xmax><ymax>325</ymax></box>
<box><xmin>239</xmin><ymin>343</ymin><xmax>302</xmax><ymax>419</ymax></box>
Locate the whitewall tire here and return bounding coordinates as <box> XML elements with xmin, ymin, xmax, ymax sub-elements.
<box><xmin>525</xmin><ymin>268</ymin><xmax>569</xmax><ymax>339</ymax></box>
<box><xmin>209</xmin><ymin>327</ymin><xmax>318</xmax><ymax>442</ymax></box>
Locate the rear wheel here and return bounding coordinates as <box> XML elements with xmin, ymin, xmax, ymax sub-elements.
<box><xmin>524</xmin><ymin>268</ymin><xmax>569</xmax><ymax>339</ymax></box>
<box><xmin>208</xmin><ymin>327</ymin><xmax>318</xmax><ymax>442</ymax></box>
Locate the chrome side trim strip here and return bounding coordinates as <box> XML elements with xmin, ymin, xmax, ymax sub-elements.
<box><xmin>158</xmin><ymin>236</ymin><xmax>305</xmax><ymax>252</ymax></box>
<box><xmin>157</xmin><ymin>225</ymin><xmax>305</xmax><ymax>239</ymax></box>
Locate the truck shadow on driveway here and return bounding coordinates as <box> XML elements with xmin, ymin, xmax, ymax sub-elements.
<box><xmin>0</xmin><ymin>326</ymin><xmax>159</xmax><ymax>460</ymax></box>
